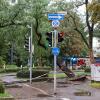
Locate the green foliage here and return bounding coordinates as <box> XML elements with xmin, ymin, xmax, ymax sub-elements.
<box><xmin>5</xmin><ymin>64</ymin><xmax>18</xmax><ymax>69</ymax></box>
<box><xmin>0</xmin><ymin>0</ymin><xmax>50</xmax><ymax>65</ymax></box>
<box><xmin>0</xmin><ymin>82</ymin><xmax>5</xmax><ymax>93</ymax></box>
<box><xmin>0</xmin><ymin>65</ymin><xmax>29</xmax><ymax>73</ymax></box>
<box><xmin>4</xmin><ymin>68</ymin><xmax>19</xmax><ymax>73</ymax></box>
<box><xmin>94</xmin><ymin>24</ymin><xmax>100</xmax><ymax>37</ymax></box>
<box><xmin>0</xmin><ymin>68</ymin><xmax>19</xmax><ymax>73</ymax></box>
<box><xmin>0</xmin><ymin>57</ymin><xmax>5</xmax><ymax>68</ymax></box>
<box><xmin>88</xmin><ymin>1</ymin><xmax>100</xmax><ymax>23</ymax></box>
<box><xmin>0</xmin><ymin>0</ymin><xmax>99</xmax><ymax>67</ymax></box>
<box><xmin>0</xmin><ymin>92</ymin><xmax>11</xmax><ymax>98</ymax></box>
<box><xmin>80</xmin><ymin>48</ymin><xmax>88</xmax><ymax>57</ymax></box>
<box><xmin>91</xmin><ymin>82</ymin><xmax>100</xmax><ymax>88</ymax></box>
<box><xmin>84</xmin><ymin>66</ymin><xmax>91</xmax><ymax>72</ymax></box>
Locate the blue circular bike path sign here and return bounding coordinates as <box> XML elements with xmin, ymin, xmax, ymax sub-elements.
<box><xmin>52</xmin><ymin>47</ymin><xmax>60</xmax><ymax>55</ymax></box>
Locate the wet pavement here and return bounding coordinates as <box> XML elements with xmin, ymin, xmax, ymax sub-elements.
<box><xmin>1</xmin><ymin>73</ymin><xmax>100</xmax><ymax>100</ymax></box>
<box><xmin>0</xmin><ymin>73</ymin><xmax>27</xmax><ymax>84</ymax></box>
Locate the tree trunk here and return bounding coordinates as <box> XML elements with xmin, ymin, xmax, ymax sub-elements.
<box><xmin>85</xmin><ymin>0</ymin><xmax>95</xmax><ymax>64</ymax></box>
<box><xmin>88</xmin><ymin>30</ymin><xmax>94</xmax><ymax>64</ymax></box>
<box><xmin>89</xmin><ymin>49</ymin><xmax>94</xmax><ymax>64</ymax></box>
<box><xmin>88</xmin><ymin>28</ymin><xmax>94</xmax><ymax>64</ymax></box>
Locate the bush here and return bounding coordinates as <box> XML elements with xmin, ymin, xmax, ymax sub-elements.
<box><xmin>0</xmin><ymin>82</ymin><xmax>5</xmax><ymax>93</ymax></box>
<box><xmin>84</xmin><ymin>66</ymin><xmax>91</xmax><ymax>72</ymax></box>
<box><xmin>5</xmin><ymin>68</ymin><xmax>19</xmax><ymax>73</ymax></box>
<box><xmin>91</xmin><ymin>81</ymin><xmax>100</xmax><ymax>88</ymax></box>
<box><xmin>17</xmin><ymin>70</ymin><xmax>49</xmax><ymax>78</ymax></box>
<box><xmin>0</xmin><ymin>56</ymin><xmax>5</xmax><ymax>68</ymax></box>
<box><xmin>0</xmin><ymin>68</ymin><xmax>19</xmax><ymax>73</ymax></box>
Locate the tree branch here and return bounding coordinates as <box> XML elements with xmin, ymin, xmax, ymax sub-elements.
<box><xmin>33</xmin><ymin>18</ymin><xmax>46</xmax><ymax>49</ymax></box>
<box><xmin>74</xmin><ymin>28</ymin><xmax>89</xmax><ymax>48</ymax></box>
<box><xmin>67</xmin><ymin>12</ymin><xmax>89</xmax><ymax>48</ymax></box>
<box><xmin>0</xmin><ymin>5</ymin><xmax>26</xmax><ymax>28</ymax></box>
<box><xmin>85</xmin><ymin>0</ymin><xmax>91</xmax><ymax>30</ymax></box>
<box><xmin>75</xmin><ymin>2</ymin><xmax>86</xmax><ymax>8</ymax></box>
<box><xmin>0</xmin><ymin>21</ymin><xmax>27</xmax><ymax>28</ymax></box>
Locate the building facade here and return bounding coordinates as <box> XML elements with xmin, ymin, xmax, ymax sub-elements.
<box><xmin>93</xmin><ymin>37</ymin><xmax>100</xmax><ymax>57</ymax></box>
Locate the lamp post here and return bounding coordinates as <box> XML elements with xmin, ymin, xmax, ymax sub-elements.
<box><xmin>27</xmin><ymin>23</ymin><xmax>33</xmax><ymax>85</ymax></box>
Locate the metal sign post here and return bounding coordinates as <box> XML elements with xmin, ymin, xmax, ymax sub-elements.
<box><xmin>48</xmin><ymin>13</ymin><xmax>64</xmax><ymax>95</ymax></box>
<box><xmin>30</xmin><ymin>23</ymin><xmax>33</xmax><ymax>85</ymax></box>
<box><xmin>54</xmin><ymin>30</ymin><xmax>57</xmax><ymax>94</ymax></box>
<box><xmin>27</xmin><ymin>23</ymin><xmax>33</xmax><ymax>85</ymax></box>
<box><xmin>53</xmin><ymin>30</ymin><xmax>60</xmax><ymax>94</ymax></box>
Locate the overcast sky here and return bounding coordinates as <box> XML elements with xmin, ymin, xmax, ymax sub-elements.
<box><xmin>50</xmin><ymin>0</ymin><xmax>86</xmax><ymax>17</ymax></box>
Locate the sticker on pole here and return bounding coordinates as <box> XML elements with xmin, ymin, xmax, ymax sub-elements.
<box><xmin>52</xmin><ymin>20</ymin><xmax>60</xmax><ymax>28</ymax></box>
<box><xmin>52</xmin><ymin>47</ymin><xmax>60</xmax><ymax>55</ymax></box>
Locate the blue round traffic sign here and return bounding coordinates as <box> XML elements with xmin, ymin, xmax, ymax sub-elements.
<box><xmin>52</xmin><ymin>47</ymin><xmax>60</xmax><ymax>55</ymax></box>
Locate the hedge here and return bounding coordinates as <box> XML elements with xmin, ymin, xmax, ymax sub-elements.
<box><xmin>16</xmin><ymin>70</ymin><xmax>49</xmax><ymax>78</ymax></box>
<box><xmin>0</xmin><ymin>82</ymin><xmax>5</xmax><ymax>93</ymax></box>
<box><xmin>84</xmin><ymin>67</ymin><xmax>91</xmax><ymax>72</ymax></box>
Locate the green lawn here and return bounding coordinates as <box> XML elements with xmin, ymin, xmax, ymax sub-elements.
<box><xmin>0</xmin><ymin>92</ymin><xmax>10</xmax><ymax>97</ymax></box>
<box><xmin>48</xmin><ymin>70</ymin><xmax>91</xmax><ymax>78</ymax></box>
<box><xmin>74</xmin><ymin>70</ymin><xmax>91</xmax><ymax>76</ymax></box>
<box><xmin>91</xmin><ymin>82</ymin><xmax>100</xmax><ymax>88</ymax></box>
<box><xmin>48</xmin><ymin>73</ymin><xmax>67</xmax><ymax>78</ymax></box>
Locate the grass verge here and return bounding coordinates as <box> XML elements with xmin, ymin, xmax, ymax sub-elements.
<box><xmin>91</xmin><ymin>82</ymin><xmax>100</xmax><ymax>88</ymax></box>
<box><xmin>0</xmin><ymin>92</ymin><xmax>14</xmax><ymax>100</ymax></box>
<box><xmin>0</xmin><ymin>92</ymin><xmax>10</xmax><ymax>97</ymax></box>
<box><xmin>48</xmin><ymin>73</ymin><xmax>67</xmax><ymax>78</ymax></box>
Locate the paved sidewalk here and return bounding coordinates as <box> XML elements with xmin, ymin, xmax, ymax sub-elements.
<box><xmin>6</xmin><ymin>80</ymin><xmax>100</xmax><ymax>100</ymax></box>
<box><xmin>1</xmin><ymin>73</ymin><xmax>100</xmax><ymax>100</ymax></box>
<box><xmin>16</xmin><ymin>97</ymin><xmax>71</xmax><ymax>100</ymax></box>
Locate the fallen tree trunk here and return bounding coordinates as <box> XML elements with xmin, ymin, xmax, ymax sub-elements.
<box><xmin>57</xmin><ymin>60</ymin><xmax>86</xmax><ymax>81</ymax></box>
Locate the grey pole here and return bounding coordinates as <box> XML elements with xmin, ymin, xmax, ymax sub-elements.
<box><xmin>30</xmin><ymin>23</ymin><xmax>33</xmax><ymax>85</ymax></box>
<box><xmin>54</xmin><ymin>29</ymin><xmax>57</xmax><ymax>94</ymax></box>
<box><xmin>11</xmin><ymin>43</ymin><xmax>14</xmax><ymax>64</ymax></box>
<box><xmin>28</xmin><ymin>23</ymin><xmax>33</xmax><ymax>85</ymax></box>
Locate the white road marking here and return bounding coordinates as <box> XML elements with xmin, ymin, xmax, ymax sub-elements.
<box><xmin>61</xmin><ymin>98</ymin><xmax>71</xmax><ymax>100</ymax></box>
<box><xmin>23</xmin><ymin>84</ymin><xmax>48</xmax><ymax>95</ymax></box>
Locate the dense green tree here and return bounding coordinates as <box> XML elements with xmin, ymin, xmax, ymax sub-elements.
<box><xmin>0</xmin><ymin>0</ymin><xmax>99</xmax><ymax>67</ymax></box>
<box><xmin>88</xmin><ymin>0</ymin><xmax>100</xmax><ymax>23</ymax></box>
<box><xmin>0</xmin><ymin>0</ymin><xmax>50</xmax><ymax>66</ymax></box>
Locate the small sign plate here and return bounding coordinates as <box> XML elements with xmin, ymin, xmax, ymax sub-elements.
<box><xmin>48</xmin><ymin>13</ymin><xmax>64</xmax><ymax>20</ymax></box>
<box><xmin>52</xmin><ymin>20</ymin><xmax>60</xmax><ymax>27</ymax></box>
<box><xmin>52</xmin><ymin>47</ymin><xmax>60</xmax><ymax>55</ymax></box>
